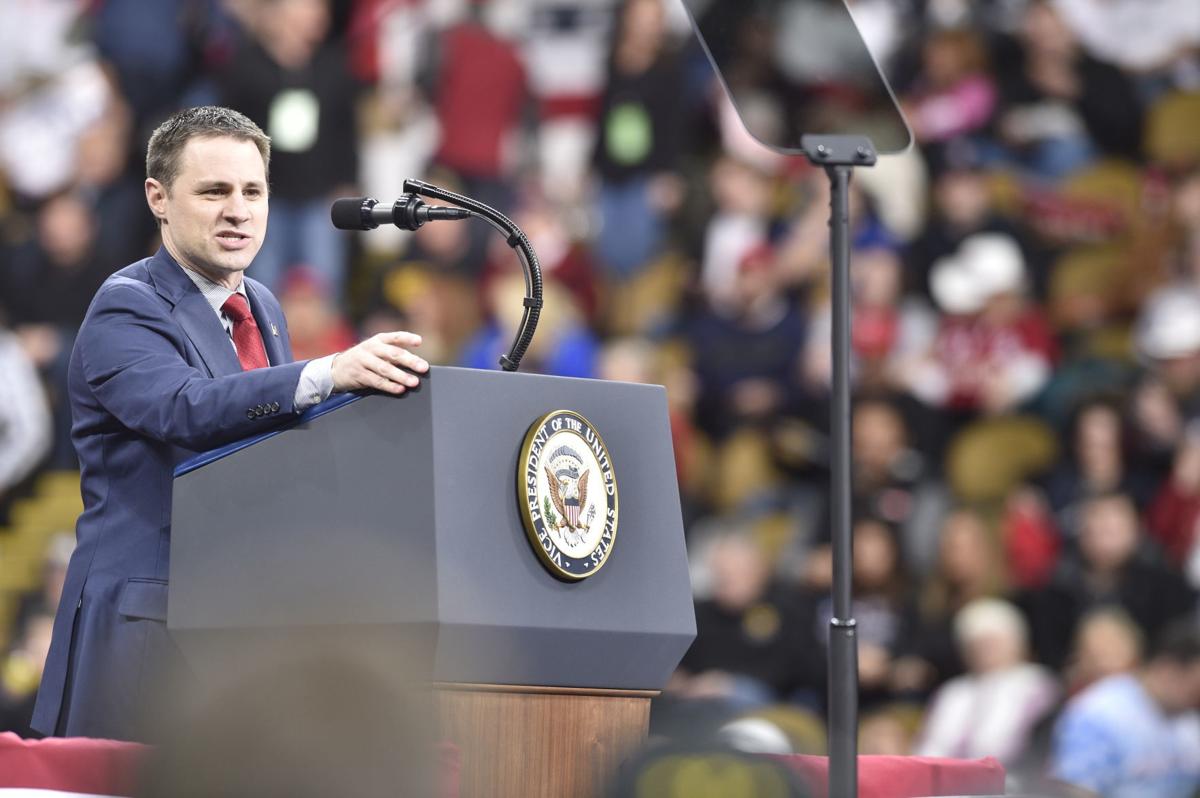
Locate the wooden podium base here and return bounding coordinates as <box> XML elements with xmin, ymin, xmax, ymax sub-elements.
<box><xmin>433</xmin><ymin>683</ymin><xmax>655</xmax><ymax>798</ymax></box>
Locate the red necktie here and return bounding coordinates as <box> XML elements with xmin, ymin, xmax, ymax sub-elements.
<box><xmin>221</xmin><ymin>293</ymin><xmax>269</xmax><ymax>371</ymax></box>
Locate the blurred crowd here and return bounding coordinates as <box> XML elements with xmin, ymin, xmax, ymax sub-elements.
<box><xmin>1</xmin><ymin>0</ymin><xmax>1199</xmax><ymax>793</ymax></box>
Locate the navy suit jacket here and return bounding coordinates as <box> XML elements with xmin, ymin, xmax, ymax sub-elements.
<box><xmin>32</xmin><ymin>248</ymin><xmax>309</xmax><ymax>741</ymax></box>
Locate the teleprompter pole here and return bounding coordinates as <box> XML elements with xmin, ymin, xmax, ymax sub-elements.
<box><xmin>801</xmin><ymin>134</ymin><xmax>878</xmax><ymax>798</ymax></box>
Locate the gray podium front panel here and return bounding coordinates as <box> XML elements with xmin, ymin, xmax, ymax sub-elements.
<box><xmin>169</xmin><ymin>366</ymin><xmax>696</xmax><ymax>691</ymax></box>
<box><xmin>427</xmin><ymin>368</ymin><xmax>695</xmax><ymax>688</ymax></box>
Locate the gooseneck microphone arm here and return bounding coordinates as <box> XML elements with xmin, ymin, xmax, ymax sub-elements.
<box><xmin>402</xmin><ymin>178</ymin><xmax>543</xmax><ymax>373</ymax></box>
<box><xmin>331</xmin><ymin>183</ymin><xmax>543</xmax><ymax>372</ymax></box>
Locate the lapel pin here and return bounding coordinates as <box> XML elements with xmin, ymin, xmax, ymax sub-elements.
<box><xmin>270</xmin><ymin>323</ymin><xmax>279</xmax><ymax>337</ymax></box>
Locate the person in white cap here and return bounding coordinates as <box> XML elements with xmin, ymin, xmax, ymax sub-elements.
<box><xmin>1131</xmin><ymin>288</ymin><xmax>1200</xmax><ymax>464</ymax></box>
<box><xmin>896</xmin><ymin>232</ymin><xmax>1057</xmax><ymax>415</ymax></box>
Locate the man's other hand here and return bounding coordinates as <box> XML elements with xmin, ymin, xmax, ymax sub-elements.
<box><xmin>331</xmin><ymin>332</ymin><xmax>429</xmax><ymax>395</ymax></box>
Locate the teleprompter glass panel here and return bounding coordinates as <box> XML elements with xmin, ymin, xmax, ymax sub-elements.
<box><xmin>681</xmin><ymin>0</ymin><xmax>912</xmax><ymax>154</ymax></box>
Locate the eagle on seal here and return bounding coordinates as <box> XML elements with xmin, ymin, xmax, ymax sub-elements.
<box><xmin>545</xmin><ymin>462</ymin><xmax>589</xmax><ymax>540</ymax></box>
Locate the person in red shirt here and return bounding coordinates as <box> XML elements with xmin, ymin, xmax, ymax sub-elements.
<box><xmin>899</xmin><ymin>232</ymin><xmax>1057</xmax><ymax>415</ymax></box>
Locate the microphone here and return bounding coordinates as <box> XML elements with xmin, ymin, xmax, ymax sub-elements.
<box><xmin>330</xmin><ymin>195</ymin><xmax>472</xmax><ymax>232</ymax></box>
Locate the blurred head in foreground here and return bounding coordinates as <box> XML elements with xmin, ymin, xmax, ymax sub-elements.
<box><xmin>139</xmin><ymin>655</ymin><xmax>436</xmax><ymax>798</ymax></box>
<box><xmin>607</xmin><ymin>740</ymin><xmax>811</xmax><ymax>798</ymax></box>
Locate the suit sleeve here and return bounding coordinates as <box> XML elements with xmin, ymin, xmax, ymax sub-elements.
<box><xmin>77</xmin><ymin>281</ymin><xmax>309</xmax><ymax>451</ymax></box>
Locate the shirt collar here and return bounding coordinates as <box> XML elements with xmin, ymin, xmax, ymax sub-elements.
<box><xmin>177</xmin><ymin>264</ymin><xmax>248</xmax><ymax>318</ymax></box>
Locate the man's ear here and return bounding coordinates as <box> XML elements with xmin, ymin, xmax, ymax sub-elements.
<box><xmin>145</xmin><ymin>178</ymin><xmax>168</xmax><ymax>222</ymax></box>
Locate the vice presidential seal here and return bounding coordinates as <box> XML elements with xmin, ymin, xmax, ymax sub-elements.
<box><xmin>518</xmin><ymin>410</ymin><xmax>618</xmax><ymax>581</ymax></box>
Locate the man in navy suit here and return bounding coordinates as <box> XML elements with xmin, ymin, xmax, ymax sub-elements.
<box><xmin>31</xmin><ymin>106</ymin><xmax>428</xmax><ymax>741</ymax></box>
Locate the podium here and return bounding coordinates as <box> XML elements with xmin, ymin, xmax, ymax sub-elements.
<box><xmin>168</xmin><ymin>366</ymin><xmax>696</xmax><ymax>797</ymax></box>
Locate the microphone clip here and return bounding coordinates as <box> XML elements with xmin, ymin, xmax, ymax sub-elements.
<box><xmin>388</xmin><ymin>194</ymin><xmax>435</xmax><ymax>231</ymax></box>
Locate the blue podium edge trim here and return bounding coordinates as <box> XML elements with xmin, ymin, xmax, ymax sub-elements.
<box><xmin>174</xmin><ymin>392</ymin><xmax>366</xmax><ymax>478</ymax></box>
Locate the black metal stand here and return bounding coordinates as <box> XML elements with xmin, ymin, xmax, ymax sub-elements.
<box><xmin>801</xmin><ymin>134</ymin><xmax>877</xmax><ymax>798</ymax></box>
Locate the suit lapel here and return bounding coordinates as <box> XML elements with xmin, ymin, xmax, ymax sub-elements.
<box><xmin>246</xmin><ymin>281</ymin><xmax>288</xmax><ymax>366</ymax></box>
<box><xmin>148</xmin><ymin>249</ymin><xmax>243</xmax><ymax>377</ymax></box>
<box><xmin>174</xmin><ymin>291</ymin><xmax>243</xmax><ymax>376</ymax></box>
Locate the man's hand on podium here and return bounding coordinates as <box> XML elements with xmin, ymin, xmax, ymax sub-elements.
<box><xmin>331</xmin><ymin>331</ymin><xmax>429</xmax><ymax>395</ymax></box>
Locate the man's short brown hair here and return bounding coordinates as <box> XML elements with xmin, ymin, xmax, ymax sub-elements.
<box><xmin>146</xmin><ymin>106</ymin><xmax>271</xmax><ymax>191</ymax></box>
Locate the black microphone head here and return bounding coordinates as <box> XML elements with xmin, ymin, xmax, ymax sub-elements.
<box><xmin>331</xmin><ymin>197</ymin><xmax>375</xmax><ymax>230</ymax></box>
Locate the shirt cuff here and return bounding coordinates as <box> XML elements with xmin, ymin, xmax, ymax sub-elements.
<box><xmin>294</xmin><ymin>354</ymin><xmax>336</xmax><ymax>411</ymax></box>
